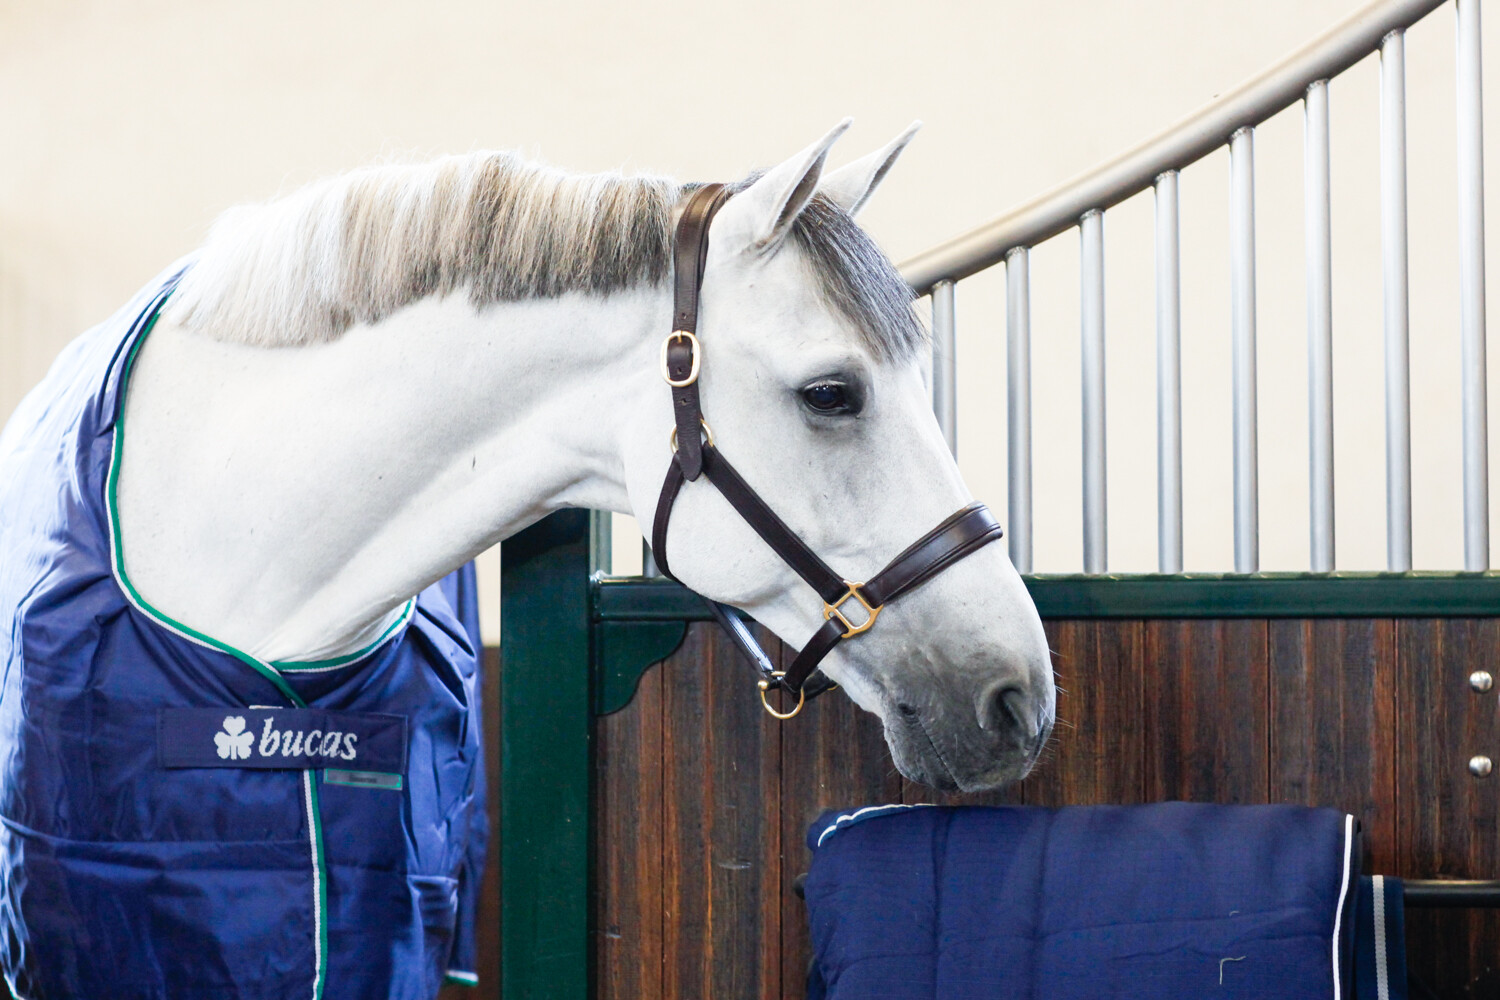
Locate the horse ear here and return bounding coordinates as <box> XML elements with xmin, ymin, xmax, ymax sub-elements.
<box><xmin>714</xmin><ymin>118</ymin><xmax>852</xmax><ymax>254</ymax></box>
<box><xmin>817</xmin><ymin>121</ymin><xmax>922</xmax><ymax>217</ymax></box>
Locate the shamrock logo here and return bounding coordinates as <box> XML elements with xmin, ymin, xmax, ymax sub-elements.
<box><xmin>215</xmin><ymin>716</ymin><xmax>253</xmax><ymax>760</ymax></box>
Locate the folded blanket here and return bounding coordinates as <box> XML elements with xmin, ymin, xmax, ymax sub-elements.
<box><xmin>804</xmin><ymin>803</ymin><xmax>1360</xmax><ymax>1000</ymax></box>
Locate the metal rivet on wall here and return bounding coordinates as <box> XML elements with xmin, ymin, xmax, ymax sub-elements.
<box><xmin>1470</xmin><ymin>670</ymin><xmax>1494</xmax><ymax>692</ymax></box>
<box><xmin>1469</xmin><ymin>756</ymin><xmax>1493</xmax><ymax>778</ymax></box>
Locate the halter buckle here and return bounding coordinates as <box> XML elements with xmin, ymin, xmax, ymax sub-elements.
<box><xmin>824</xmin><ymin>581</ymin><xmax>882</xmax><ymax>639</ymax></box>
<box><xmin>660</xmin><ymin>330</ymin><xmax>701</xmax><ymax>387</ymax></box>
<box><xmin>757</xmin><ymin>671</ymin><xmax>806</xmax><ymax>720</ymax></box>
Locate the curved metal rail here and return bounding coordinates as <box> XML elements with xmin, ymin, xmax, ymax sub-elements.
<box><xmin>908</xmin><ymin>0</ymin><xmax>1487</xmax><ymax>576</ymax></box>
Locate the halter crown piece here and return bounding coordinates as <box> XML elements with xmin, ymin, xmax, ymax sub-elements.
<box><xmin>651</xmin><ymin>183</ymin><xmax>1006</xmax><ymax>719</ymax></box>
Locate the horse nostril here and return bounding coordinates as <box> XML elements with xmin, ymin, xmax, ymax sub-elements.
<box><xmin>979</xmin><ymin>684</ymin><xmax>1030</xmax><ymax>735</ymax></box>
<box><xmin>896</xmin><ymin>703</ymin><xmax>920</xmax><ymax>719</ymax></box>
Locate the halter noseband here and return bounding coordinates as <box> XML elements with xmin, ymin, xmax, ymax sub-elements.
<box><xmin>650</xmin><ymin>183</ymin><xmax>1005</xmax><ymax>719</ymax></box>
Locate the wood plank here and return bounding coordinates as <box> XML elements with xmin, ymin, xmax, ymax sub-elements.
<box><xmin>1268</xmin><ymin>619</ymin><xmax>1397</xmax><ymax>870</ymax></box>
<box><xmin>1144</xmin><ymin>620</ymin><xmax>1269</xmax><ymax>803</ymax></box>
<box><xmin>660</xmin><ymin>623</ymin><xmax>783</xmax><ymax>1000</ymax></box>
<box><xmin>778</xmin><ymin>650</ymin><xmax>903</xmax><ymax>1000</ymax></box>
<box><xmin>1023</xmin><ymin>619</ymin><xmax>1146</xmax><ymax>807</ymax></box>
<box><xmin>593</xmin><ymin>657</ymin><xmax>664</xmax><ymax>1000</ymax></box>
<box><xmin>1396</xmin><ymin>619</ymin><xmax>1500</xmax><ymax>997</ymax></box>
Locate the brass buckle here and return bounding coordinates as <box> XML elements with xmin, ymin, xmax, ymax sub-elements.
<box><xmin>824</xmin><ymin>581</ymin><xmax>882</xmax><ymax>639</ymax></box>
<box><xmin>660</xmin><ymin>330</ymin><xmax>701</xmax><ymax>387</ymax></box>
<box><xmin>757</xmin><ymin>671</ymin><xmax>805</xmax><ymax>720</ymax></box>
<box><xmin>668</xmin><ymin>418</ymin><xmax>715</xmax><ymax>452</ymax></box>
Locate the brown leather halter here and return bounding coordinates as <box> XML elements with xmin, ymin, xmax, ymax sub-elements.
<box><xmin>651</xmin><ymin>183</ymin><xmax>1006</xmax><ymax>719</ymax></box>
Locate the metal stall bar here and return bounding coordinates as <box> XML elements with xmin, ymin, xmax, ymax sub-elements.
<box><xmin>1007</xmin><ymin>248</ymin><xmax>1034</xmax><ymax>573</ymax></box>
<box><xmin>900</xmin><ymin>0</ymin><xmax>1448</xmax><ymax>295</ymax></box>
<box><xmin>1155</xmin><ymin>171</ymin><xmax>1184</xmax><ymax>573</ymax></box>
<box><xmin>1306</xmin><ymin>80</ymin><xmax>1336</xmax><ymax>572</ymax></box>
<box><xmin>1081</xmin><ymin>210</ymin><xmax>1108</xmax><ymax>573</ymax></box>
<box><xmin>1456</xmin><ymin>0</ymin><xmax>1490</xmax><ymax>570</ymax></box>
<box><xmin>1231</xmin><ymin>127</ymin><xmax>1260</xmax><ymax>573</ymax></box>
<box><xmin>1381</xmin><ymin>28</ymin><xmax>1413</xmax><ymax>571</ymax></box>
<box><xmin>932</xmin><ymin>280</ymin><xmax>958</xmax><ymax>456</ymax></box>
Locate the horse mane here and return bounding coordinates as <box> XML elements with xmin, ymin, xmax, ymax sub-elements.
<box><xmin>164</xmin><ymin>151</ymin><xmax>924</xmax><ymax>361</ymax></box>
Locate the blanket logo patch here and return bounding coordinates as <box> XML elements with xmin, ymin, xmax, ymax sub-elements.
<box><xmin>159</xmin><ymin>708</ymin><xmax>408</xmax><ymax>773</ymax></box>
<box><xmin>215</xmin><ymin>716</ymin><xmax>254</xmax><ymax>760</ymax></box>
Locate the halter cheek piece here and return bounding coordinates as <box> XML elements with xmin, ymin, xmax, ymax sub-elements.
<box><xmin>651</xmin><ymin>183</ymin><xmax>1006</xmax><ymax>719</ymax></box>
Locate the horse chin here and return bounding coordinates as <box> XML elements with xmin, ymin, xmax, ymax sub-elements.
<box><xmin>882</xmin><ymin>706</ymin><xmax>1050</xmax><ymax>793</ymax></box>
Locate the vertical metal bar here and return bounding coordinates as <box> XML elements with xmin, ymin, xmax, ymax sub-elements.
<box><xmin>1155</xmin><ymin>171</ymin><xmax>1184</xmax><ymax>573</ymax></box>
<box><xmin>1381</xmin><ymin>29</ymin><xmax>1413</xmax><ymax>571</ymax></box>
<box><xmin>931</xmin><ymin>280</ymin><xmax>958</xmax><ymax>456</ymax></box>
<box><xmin>1230</xmin><ymin>126</ymin><xmax>1260</xmax><ymax>573</ymax></box>
<box><xmin>589</xmin><ymin>510</ymin><xmax>613</xmax><ymax>574</ymax></box>
<box><xmin>1006</xmin><ymin>247</ymin><xmax>1034</xmax><ymax>573</ymax></box>
<box><xmin>1457</xmin><ymin>0</ymin><xmax>1490</xmax><ymax>570</ymax></box>
<box><xmin>1080</xmin><ymin>209</ymin><xmax>1108</xmax><ymax>573</ymax></box>
<box><xmin>641</xmin><ymin>540</ymin><xmax>660</xmax><ymax>578</ymax></box>
<box><xmin>1306</xmin><ymin>80</ymin><xmax>1336</xmax><ymax>572</ymax></box>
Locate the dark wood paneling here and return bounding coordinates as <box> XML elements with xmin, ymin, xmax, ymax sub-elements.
<box><xmin>1024</xmin><ymin>619</ymin><xmax>1147</xmax><ymax>807</ymax></box>
<box><xmin>594</xmin><ymin>650</ymin><xmax>664</xmax><ymax>1000</ymax></box>
<box><xmin>660</xmin><ymin>623</ymin><xmax>783</xmax><ymax>1000</ymax></box>
<box><xmin>590</xmin><ymin>616</ymin><xmax>1500</xmax><ymax>999</ymax></box>
<box><xmin>1269</xmin><ymin>620</ymin><xmax>1398</xmax><ymax>869</ymax></box>
<box><xmin>1396</xmin><ymin>619</ymin><xmax>1500</xmax><ymax>997</ymax></box>
<box><xmin>1145</xmin><ymin>620</ymin><xmax>1270</xmax><ymax>804</ymax></box>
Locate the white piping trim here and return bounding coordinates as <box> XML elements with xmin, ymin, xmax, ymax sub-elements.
<box><xmin>815</xmin><ymin>803</ymin><xmax>933</xmax><ymax>847</ymax></box>
<box><xmin>303</xmin><ymin>772</ymin><xmax>324</xmax><ymax>1000</ymax></box>
<box><xmin>1373</xmin><ymin>875</ymin><xmax>1390</xmax><ymax>1000</ymax></box>
<box><xmin>445</xmin><ymin>970</ymin><xmax>480</xmax><ymax>985</ymax></box>
<box><xmin>1332</xmin><ymin>813</ymin><xmax>1354</xmax><ymax>1000</ymax></box>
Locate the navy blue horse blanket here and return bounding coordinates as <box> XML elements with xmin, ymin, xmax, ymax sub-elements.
<box><xmin>804</xmin><ymin>803</ymin><xmax>1365</xmax><ymax>999</ymax></box>
<box><xmin>0</xmin><ymin>267</ymin><xmax>487</xmax><ymax>999</ymax></box>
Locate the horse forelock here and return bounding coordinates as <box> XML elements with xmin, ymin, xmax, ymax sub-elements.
<box><xmin>164</xmin><ymin>152</ymin><xmax>924</xmax><ymax>362</ymax></box>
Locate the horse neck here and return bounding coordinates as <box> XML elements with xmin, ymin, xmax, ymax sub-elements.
<box><xmin>116</xmin><ymin>287</ymin><xmax>666</xmax><ymax>662</ymax></box>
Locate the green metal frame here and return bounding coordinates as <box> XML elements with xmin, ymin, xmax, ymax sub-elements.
<box><xmin>500</xmin><ymin>511</ymin><xmax>1500</xmax><ymax>999</ymax></box>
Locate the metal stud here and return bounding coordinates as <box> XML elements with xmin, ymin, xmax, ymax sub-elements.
<box><xmin>1472</xmin><ymin>670</ymin><xmax>1495</xmax><ymax>692</ymax></box>
<box><xmin>1470</xmin><ymin>755</ymin><xmax>1493</xmax><ymax>778</ymax></box>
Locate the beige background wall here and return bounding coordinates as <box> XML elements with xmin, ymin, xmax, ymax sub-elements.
<box><xmin>4</xmin><ymin>0</ymin><xmax>1499</xmax><ymax>643</ymax></box>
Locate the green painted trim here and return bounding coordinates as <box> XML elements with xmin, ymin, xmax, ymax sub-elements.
<box><xmin>594</xmin><ymin>576</ymin><xmax>715</xmax><ymax>621</ymax></box>
<box><xmin>593</xmin><ymin>571</ymin><xmax>1500</xmax><ymax>623</ymax></box>
<box><xmin>501</xmin><ymin>511</ymin><xmax>592</xmax><ymax>1000</ymax></box>
<box><xmin>593</xmin><ymin>620</ymin><xmax>688</xmax><ymax>715</ymax></box>
<box><xmin>1024</xmin><ymin>571</ymin><xmax>1500</xmax><ymax>618</ymax></box>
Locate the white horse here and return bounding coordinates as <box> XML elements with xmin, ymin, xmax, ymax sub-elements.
<box><xmin>0</xmin><ymin>120</ymin><xmax>1056</xmax><ymax>999</ymax></box>
<box><xmin>117</xmin><ymin>119</ymin><xmax>1054</xmax><ymax>790</ymax></box>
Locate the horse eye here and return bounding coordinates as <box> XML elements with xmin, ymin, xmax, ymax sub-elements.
<box><xmin>801</xmin><ymin>381</ymin><xmax>851</xmax><ymax>413</ymax></box>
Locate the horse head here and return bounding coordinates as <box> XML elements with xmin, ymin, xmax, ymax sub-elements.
<box><xmin>621</xmin><ymin>122</ymin><xmax>1055</xmax><ymax>792</ymax></box>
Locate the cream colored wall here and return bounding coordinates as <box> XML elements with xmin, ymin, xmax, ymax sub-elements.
<box><xmin>4</xmin><ymin>0</ymin><xmax>1499</xmax><ymax>644</ymax></box>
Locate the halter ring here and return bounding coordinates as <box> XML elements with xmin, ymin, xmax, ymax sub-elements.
<box><xmin>669</xmin><ymin>419</ymin><xmax>715</xmax><ymax>452</ymax></box>
<box><xmin>660</xmin><ymin>330</ymin><xmax>701</xmax><ymax>387</ymax></box>
<box><xmin>824</xmin><ymin>581</ymin><xmax>882</xmax><ymax>639</ymax></box>
<box><xmin>757</xmin><ymin>671</ymin><xmax>805</xmax><ymax>720</ymax></box>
